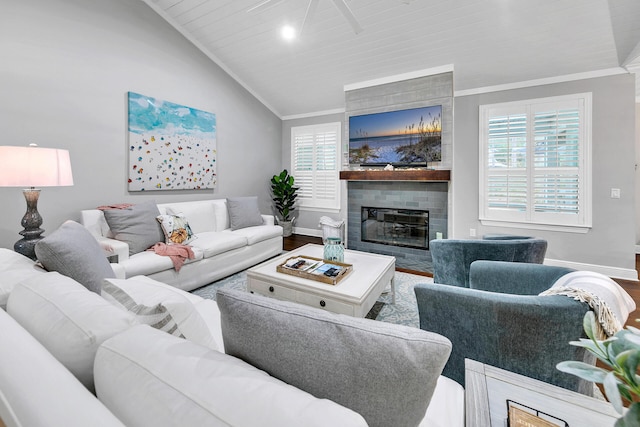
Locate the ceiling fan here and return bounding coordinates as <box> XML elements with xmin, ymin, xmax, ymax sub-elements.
<box><xmin>248</xmin><ymin>0</ymin><xmax>363</xmax><ymax>35</ymax></box>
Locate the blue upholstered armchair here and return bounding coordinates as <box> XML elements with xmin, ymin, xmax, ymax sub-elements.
<box><xmin>414</xmin><ymin>260</ymin><xmax>596</xmax><ymax>395</ymax></box>
<box><xmin>429</xmin><ymin>238</ymin><xmax>547</xmax><ymax>288</ymax></box>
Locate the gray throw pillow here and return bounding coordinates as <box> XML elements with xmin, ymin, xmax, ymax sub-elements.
<box><xmin>216</xmin><ymin>289</ymin><xmax>452</xmax><ymax>427</ymax></box>
<box><xmin>227</xmin><ymin>196</ymin><xmax>263</xmax><ymax>230</ymax></box>
<box><xmin>103</xmin><ymin>201</ymin><xmax>165</xmax><ymax>255</ymax></box>
<box><xmin>34</xmin><ymin>220</ymin><xmax>115</xmax><ymax>293</ymax></box>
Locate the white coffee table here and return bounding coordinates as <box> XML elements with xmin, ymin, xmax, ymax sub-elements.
<box><xmin>246</xmin><ymin>244</ymin><xmax>396</xmax><ymax>317</ymax></box>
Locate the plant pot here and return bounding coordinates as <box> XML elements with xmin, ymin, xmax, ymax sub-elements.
<box><xmin>280</xmin><ymin>221</ymin><xmax>293</xmax><ymax>237</ymax></box>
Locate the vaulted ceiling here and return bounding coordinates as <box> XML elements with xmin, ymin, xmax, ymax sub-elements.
<box><xmin>144</xmin><ymin>0</ymin><xmax>640</xmax><ymax>118</ymax></box>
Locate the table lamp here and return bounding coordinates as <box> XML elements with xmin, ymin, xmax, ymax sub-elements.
<box><xmin>0</xmin><ymin>144</ymin><xmax>74</xmax><ymax>260</ymax></box>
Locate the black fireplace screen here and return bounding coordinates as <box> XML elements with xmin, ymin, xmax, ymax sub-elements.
<box><xmin>361</xmin><ymin>207</ymin><xmax>429</xmax><ymax>249</ymax></box>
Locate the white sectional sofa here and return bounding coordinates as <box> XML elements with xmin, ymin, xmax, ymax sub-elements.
<box><xmin>0</xmin><ymin>248</ymin><xmax>465</xmax><ymax>427</ymax></box>
<box><xmin>80</xmin><ymin>198</ymin><xmax>283</xmax><ymax>291</ymax></box>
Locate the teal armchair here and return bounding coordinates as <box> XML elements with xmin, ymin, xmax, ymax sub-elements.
<box><xmin>414</xmin><ymin>260</ymin><xmax>595</xmax><ymax>395</ymax></box>
<box><xmin>429</xmin><ymin>238</ymin><xmax>547</xmax><ymax>288</ymax></box>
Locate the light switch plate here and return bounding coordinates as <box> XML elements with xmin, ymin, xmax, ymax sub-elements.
<box><xmin>611</xmin><ymin>188</ymin><xmax>621</xmax><ymax>199</ymax></box>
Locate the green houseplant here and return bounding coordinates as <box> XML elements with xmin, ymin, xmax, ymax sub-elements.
<box><xmin>557</xmin><ymin>311</ymin><xmax>640</xmax><ymax>427</ymax></box>
<box><xmin>270</xmin><ymin>169</ymin><xmax>299</xmax><ymax>237</ymax></box>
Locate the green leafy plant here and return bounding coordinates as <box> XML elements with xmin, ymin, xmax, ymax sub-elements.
<box><xmin>270</xmin><ymin>169</ymin><xmax>299</xmax><ymax>222</ymax></box>
<box><xmin>557</xmin><ymin>311</ymin><xmax>640</xmax><ymax>427</ymax></box>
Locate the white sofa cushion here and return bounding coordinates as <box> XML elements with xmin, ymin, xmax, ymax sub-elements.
<box><xmin>212</xmin><ymin>199</ymin><xmax>230</xmax><ymax>231</ymax></box>
<box><xmin>0</xmin><ymin>269</ymin><xmax>45</xmax><ymax>310</ymax></box>
<box><xmin>189</xmin><ymin>231</ymin><xmax>247</xmax><ymax>258</ymax></box>
<box><xmin>227</xmin><ymin>224</ymin><xmax>283</xmax><ymax>245</ymax></box>
<box><xmin>193</xmin><ymin>299</ymin><xmax>225</xmax><ymax>352</ymax></box>
<box><xmin>102</xmin><ymin>276</ymin><xmax>220</xmax><ymax>351</ymax></box>
<box><xmin>0</xmin><ymin>248</ymin><xmax>38</xmax><ymax>272</ymax></box>
<box><xmin>0</xmin><ymin>248</ymin><xmax>45</xmax><ymax>310</ymax></box>
<box><xmin>420</xmin><ymin>376</ymin><xmax>465</xmax><ymax>427</ymax></box>
<box><xmin>118</xmin><ymin>247</ymin><xmax>204</xmax><ymax>277</ymax></box>
<box><xmin>0</xmin><ymin>309</ymin><xmax>126</xmax><ymax>427</ymax></box>
<box><xmin>162</xmin><ymin>200</ymin><xmax>217</xmax><ymax>234</ymax></box>
<box><xmin>6</xmin><ymin>272</ymin><xmax>137</xmax><ymax>392</ymax></box>
<box><xmin>95</xmin><ymin>325</ymin><xmax>368</xmax><ymax>427</ymax></box>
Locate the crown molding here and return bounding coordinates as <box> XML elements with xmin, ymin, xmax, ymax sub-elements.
<box><xmin>282</xmin><ymin>108</ymin><xmax>346</xmax><ymax>121</ymax></box>
<box><xmin>344</xmin><ymin>64</ymin><xmax>454</xmax><ymax>92</ymax></box>
<box><xmin>454</xmin><ymin>67</ymin><xmax>629</xmax><ymax>97</ymax></box>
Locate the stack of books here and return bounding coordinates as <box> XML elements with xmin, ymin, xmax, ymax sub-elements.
<box><xmin>277</xmin><ymin>255</ymin><xmax>353</xmax><ymax>285</ymax></box>
<box><xmin>282</xmin><ymin>257</ymin><xmax>344</xmax><ymax>278</ymax></box>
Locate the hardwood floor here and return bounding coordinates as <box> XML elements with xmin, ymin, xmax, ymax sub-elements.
<box><xmin>612</xmin><ymin>255</ymin><xmax>640</xmax><ymax>328</ymax></box>
<box><xmin>283</xmin><ymin>234</ymin><xmax>323</xmax><ymax>251</ymax></box>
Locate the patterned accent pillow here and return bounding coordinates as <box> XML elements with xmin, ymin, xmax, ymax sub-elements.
<box><xmin>102</xmin><ymin>280</ymin><xmax>184</xmax><ymax>338</ymax></box>
<box><xmin>156</xmin><ymin>213</ymin><xmax>196</xmax><ymax>245</ymax></box>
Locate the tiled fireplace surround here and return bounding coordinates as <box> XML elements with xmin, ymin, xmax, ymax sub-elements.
<box><xmin>346</xmin><ymin>180</ymin><xmax>448</xmax><ymax>273</ymax></box>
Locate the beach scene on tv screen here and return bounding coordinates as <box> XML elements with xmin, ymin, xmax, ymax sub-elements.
<box><xmin>349</xmin><ymin>105</ymin><xmax>442</xmax><ymax>166</ymax></box>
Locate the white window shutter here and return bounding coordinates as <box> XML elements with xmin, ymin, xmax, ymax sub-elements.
<box><xmin>291</xmin><ymin>123</ymin><xmax>341</xmax><ymax>210</ymax></box>
<box><xmin>479</xmin><ymin>94</ymin><xmax>591</xmax><ymax>230</ymax></box>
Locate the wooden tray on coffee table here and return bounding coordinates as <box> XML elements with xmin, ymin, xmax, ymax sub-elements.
<box><xmin>276</xmin><ymin>255</ymin><xmax>352</xmax><ymax>285</ymax></box>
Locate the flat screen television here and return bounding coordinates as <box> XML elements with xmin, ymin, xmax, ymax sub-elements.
<box><xmin>348</xmin><ymin>105</ymin><xmax>442</xmax><ymax>166</ymax></box>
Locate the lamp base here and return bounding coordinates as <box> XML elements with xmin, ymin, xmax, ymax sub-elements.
<box><xmin>14</xmin><ymin>189</ymin><xmax>45</xmax><ymax>260</ymax></box>
<box><xmin>14</xmin><ymin>234</ymin><xmax>43</xmax><ymax>261</ymax></box>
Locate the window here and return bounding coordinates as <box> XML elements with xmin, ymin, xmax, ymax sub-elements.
<box><xmin>291</xmin><ymin>122</ymin><xmax>341</xmax><ymax>210</ymax></box>
<box><xmin>479</xmin><ymin>93</ymin><xmax>592</xmax><ymax>231</ymax></box>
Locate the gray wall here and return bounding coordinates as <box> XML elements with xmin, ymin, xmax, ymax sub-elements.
<box><xmin>453</xmin><ymin>74</ymin><xmax>637</xmax><ymax>275</ymax></box>
<box><xmin>284</xmin><ymin>73</ymin><xmax>637</xmax><ymax>277</ymax></box>
<box><xmin>0</xmin><ymin>0</ymin><xmax>282</xmax><ymax>250</ymax></box>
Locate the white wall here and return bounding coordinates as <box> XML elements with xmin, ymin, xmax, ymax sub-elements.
<box><xmin>0</xmin><ymin>0</ymin><xmax>282</xmax><ymax>250</ymax></box>
<box><xmin>454</xmin><ymin>74</ymin><xmax>637</xmax><ymax>279</ymax></box>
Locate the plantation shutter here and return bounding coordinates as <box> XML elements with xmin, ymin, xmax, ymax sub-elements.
<box><xmin>485</xmin><ymin>109</ymin><xmax>527</xmax><ymax>222</ymax></box>
<box><xmin>531</xmin><ymin>99</ymin><xmax>585</xmax><ymax>225</ymax></box>
<box><xmin>291</xmin><ymin>123</ymin><xmax>341</xmax><ymax>210</ymax></box>
<box><xmin>292</xmin><ymin>131</ymin><xmax>314</xmax><ymax>200</ymax></box>
<box><xmin>479</xmin><ymin>94</ymin><xmax>591</xmax><ymax>230</ymax></box>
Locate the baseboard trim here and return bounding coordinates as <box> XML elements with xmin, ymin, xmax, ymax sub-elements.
<box><xmin>635</xmin><ymin>244</ymin><xmax>640</xmax><ymax>254</ymax></box>
<box><xmin>544</xmin><ymin>258</ymin><xmax>638</xmax><ymax>281</ymax></box>
<box><xmin>292</xmin><ymin>227</ymin><xmax>323</xmax><ymax>238</ymax></box>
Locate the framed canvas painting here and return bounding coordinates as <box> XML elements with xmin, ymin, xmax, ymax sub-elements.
<box><xmin>127</xmin><ymin>92</ymin><xmax>216</xmax><ymax>191</ymax></box>
<box><xmin>348</xmin><ymin>105</ymin><xmax>442</xmax><ymax>167</ymax></box>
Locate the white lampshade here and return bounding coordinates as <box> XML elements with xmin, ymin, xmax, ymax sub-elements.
<box><xmin>0</xmin><ymin>145</ymin><xmax>74</xmax><ymax>187</ymax></box>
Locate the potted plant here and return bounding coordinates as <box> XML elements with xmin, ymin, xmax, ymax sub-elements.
<box><xmin>557</xmin><ymin>311</ymin><xmax>640</xmax><ymax>426</ymax></box>
<box><xmin>270</xmin><ymin>169</ymin><xmax>299</xmax><ymax>237</ymax></box>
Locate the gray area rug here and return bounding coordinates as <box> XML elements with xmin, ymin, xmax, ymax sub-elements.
<box><xmin>192</xmin><ymin>270</ymin><xmax>433</xmax><ymax>328</ymax></box>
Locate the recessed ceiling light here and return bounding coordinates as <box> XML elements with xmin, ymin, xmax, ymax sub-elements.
<box><xmin>281</xmin><ymin>25</ymin><xmax>296</xmax><ymax>41</ymax></box>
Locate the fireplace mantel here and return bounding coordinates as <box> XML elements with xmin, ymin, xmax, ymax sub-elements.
<box><xmin>339</xmin><ymin>169</ymin><xmax>450</xmax><ymax>182</ymax></box>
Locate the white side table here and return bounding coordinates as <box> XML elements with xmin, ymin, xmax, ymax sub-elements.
<box><xmin>465</xmin><ymin>359</ymin><xmax>619</xmax><ymax>427</ymax></box>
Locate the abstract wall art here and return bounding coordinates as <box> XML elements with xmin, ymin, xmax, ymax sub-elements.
<box><xmin>127</xmin><ymin>92</ymin><xmax>216</xmax><ymax>191</ymax></box>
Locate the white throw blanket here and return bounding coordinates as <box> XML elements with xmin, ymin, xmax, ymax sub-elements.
<box><xmin>540</xmin><ymin>271</ymin><xmax>636</xmax><ymax>339</ymax></box>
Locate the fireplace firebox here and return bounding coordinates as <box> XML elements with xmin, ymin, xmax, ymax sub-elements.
<box><xmin>361</xmin><ymin>207</ymin><xmax>429</xmax><ymax>250</ymax></box>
